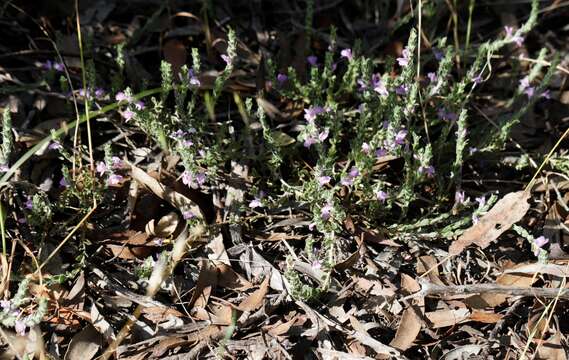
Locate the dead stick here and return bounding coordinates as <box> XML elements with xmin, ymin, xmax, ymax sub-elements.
<box><xmin>418</xmin><ymin>281</ymin><xmax>569</xmax><ymax>300</ymax></box>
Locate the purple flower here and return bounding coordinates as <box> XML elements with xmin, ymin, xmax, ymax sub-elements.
<box><xmin>504</xmin><ymin>26</ymin><xmax>514</xmax><ymax>38</ymax></box>
<box><xmin>182</xmin><ymin>140</ymin><xmax>194</xmax><ymax>147</ymax></box>
<box><xmin>397</xmin><ymin>48</ymin><xmax>411</xmax><ymax>67</ymax></box>
<box><xmin>475</xmin><ymin>196</ymin><xmax>486</xmax><ymax>207</ymax></box>
<box><xmin>318</xmin><ymin>176</ymin><xmax>331</xmax><ymax>186</ymax></box>
<box><xmin>432</xmin><ymin>48</ymin><xmax>444</xmax><ymax>61</ymax></box>
<box><xmin>357</xmin><ymin>79</ymin><xmax>368</xmax><ymax>91</ymax></box>
<box><xmin>321</xmin><ymin>203</ymin><xmax>333</xmax><ymax>221</ymax></box>
<box><xmin>318</xmin><ymin>128</ymin><xmax>329</xmax><ymax>142</ymax></box>
<box><xmin>188</xmin><ymin>69</ymin><xmax>201</xmax><ymax>87</ymax></box>
<box><xmin>195</xmin><ymin>172</ymin><xmax>206</xmax><ymax>186</ymax></box>
<box><xmin>541</xmin><ymin>90</ymin><xmax>551</xmax><ymax>99</ymax></box>
<box><xmin>340</xmin><ymin>48</ymin><xmax>353</xmax><ymax>61</ymax></box>
<box><xmin>524</xmin><ymin>87</ymin><xmax>535</xmax><ymax>98</ymax></box>
<box><xmin>394</xmin><ymin>130</ymin><xmax>407</xmax><ymax>145</ymax></box>
<box><xmin>111</xmin><ymin>156</ymin><xmax>124</xmax><ymax>169</ymax></box>
<box><xmin>14</xmin><ymin>320</ymin><xmax>26</xmax><ymax>336</ymax></box>
<box><xmin>304</xmin><ymin>106</ymin><xmax>324</xmax><ymax>122</ymax></box>
<box><xmin>341</xmin><ymin>176</ymin><xmax>354</xmax><ymax>186</ymax></box>
<box><xmin>505</xmin><ymin>26</ymin><xmax>524</xmax><ymax>47</ymax></box>
<box><xmin>0</xmin><ymin>164</ymin><xmax>8</xmax><ymax>173</ymax></box>
<box><xmin>419</xmin><ymin>165</ymin><xmax>435</xmax><ymax>177</ymax></box>
<box><xmin>277</xmin><ymin>73</ymin><xmax>288</xmax><ymax>84</ymax></box>
<box><xmin>472</xmin><ymin>214</ymin><xmax>479</xmax><ymax>224</ymax></box>
<box><xmin>519</xmin><ymin>77</ymin><xmax>530</xmax><ymax>90</ymax></box>
<box><xmin>134</xmin><ymin>101</ymin><xmax>145</xmax><ymax>110</ymax></box>
<box><xmin>122</xmin><ymin>109</ymin><xmax>135</xmax><ymax>121</ymax></box>
<box><xmin>59</xmin><ymin>177</ymin><xmax>69</xmax><ymax>188</ymax></box>
<box><xmin>375</xmin><ymin>148</ymin><xmax>387</xmax><ymax>158</ymax></box>
<box><xmin>307</xmin><ymin>55</ymin><xmax>318</xmax><ymax>66</ymax></box>
<box><xmin>249</xmin><ymin>198</ymin><xmax>262</xmax><ymax>209</ymax></box>
<box><xmin>17</xmin><ymin>217</ymin><xmax>26</xmax><ymax>224</ymax></box>
<box><xmin>41</xmin><ymin>60</ymin><xmax>53</xmax><ymax>70</ymax></box>
<box><xmin>312</xmin><ymin>259</ymin><xmax>322</xmax><ymax>270</ymax></box>
<box><xmin>25</xmin><ymin>197</ymin><xmax>33</xmax><ymax>210</ymax></box>
<box><xmin>1</xmin><ymin>300</ymin><xmax>11</xmax><ymax>311</ymax></box>
<box><xmin>472</xmin><ymin>73</ymin><xmax>483</xmax><ymax>84</ymax></box>
<box><xmin>372</xmin><ymin>74</ymin><xmax>388</xmax><ymax>97</ymax></box>
<box><xmin>182</xmin><ymin>211</ymin><xmax>195</xmax><ymax>220</ymax></box>
<box><xmin>94</xmin><ymin>88</ymin><xmax>105</xmax><ymax>99</ymax></box>
<box><xmin>533</xmin><ymin>236</ymin><xmax>549</xmax><ymax>255</ymax></box>
<box><xmin>427</xmin><ymin>72</ymin><xmax>437</xmax><ymax>83</ymax></box>
<box><xmin>115</xmin><ymin>91</ymin><xmax>130</xmax><ymax>102</ymax></box>
<box><xmin>171</xmin><ymin>130</ymin><xmax>186</xmax><ymax>139</ymax></box>
<box><xmin>53</xmin><ymin>62</ymin><xmax>64</xmax><ymax>72</ymax></box>
<box><xmin>349</xmin><ymin>166</ymin><xmax>360</xmax><ymax>178</ymax></box>
<box><xmin>469</xmin><ymin>147</ymin><xmax>478</xmax><ymax>155</ymax></box>
<box><xmin>107</xmin><ymin>174</ymin><xmax>124</xmax><ymax>186</ymax></box>
<box><xmin>154</xmin><ymin>238</ymin><xmax>164</xmax><ymax>246</ymax></box>
<box><xmin>437</xmin><ymin>107</ymin><xmax>458</xmax><ymax>122</ymax></box>
<box><xmin>182</xmin><ymin>171</ymin><xmax>193</xmax><ymax>186</ymax></box>
<box><xmin>304</xmin><ymin>136</ymin><xmax>318</xmax><ymax>148</ymax></box>
<box><xmin>221</xmin><ymin>54</ymin><xmax>232</xmax><ymax>65</ymax></box>
<box><xmin>455</xmin><ymin>190</ymin><xmax>466</xmax><ymax>205</ymax></box>
<box><xmin>376</xmin><ymin>190</ymin><xmax>388</xmax><ymax>202</ymax></box>
<box><xmin>395</xmin><ymin>84</ymin><xmax>408</xmax><ymax>95</ymax></box>
<box><xmin>361</xmin><ymin>142</ymin><xmax>371</xmax><ymax>154</ymax></box>
<box><xmin>48</xmin><ymin>141</ymin><xmax>62</xmax><ymax>150</ymax></box>
<box><xmin>308</xmin><ymin>223</ymin><xmax>316</xmax><ymax>231</ymax></box>
<box><xmin>96</xmin><ymin>162</ymin><xmax>107</xmax><ymax>175</ymax></box>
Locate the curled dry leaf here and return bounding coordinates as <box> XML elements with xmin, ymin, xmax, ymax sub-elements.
<box><xmin>449</xmin><ymin>191</ymin><xmax>530</xmax><ymax>255</ymax></box>
<box><xmin>238</xmin><ymin>275</ymin><xmax>270</xmax><ymax>312</ymax></box>
<box><xmin>145</xmin><ymin>212</ymin><xmax>180</xmax><ymax>238</ymax></box>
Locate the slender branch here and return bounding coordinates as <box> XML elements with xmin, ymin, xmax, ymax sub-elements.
<box><xmin>418</xmin><ymin>281</ymin><xmax>569</xmax><ymax>300</ymax></box>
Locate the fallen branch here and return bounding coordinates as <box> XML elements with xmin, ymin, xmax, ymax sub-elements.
<box><xmin>417</xmin><ymin>281</ymin><xmax>569</xmax><ymax>300</ymax></box>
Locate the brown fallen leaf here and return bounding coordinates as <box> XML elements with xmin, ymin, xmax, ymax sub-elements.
<box><xmin>425</xmin><ymin>308</ymin><xmax>470</xmax><ymax>328</ymax></box>
<box><xmin>449</xmin><ymin>191</ymin><xmax>530</xmax><ymax>255</ymax></box>
<box><xmin>389</xmin><ymin>307</ymin><xmax>421</xmax><ymax>351</ymax></box>
<box><xmin>238</xmin><ymin>276</ymin><xmax>270</xmax><ymax>312</ymax></box>
<box><xmin>536</xmin><ymin>332</ymin><xmax>567</xmax><ymax>360</ymax></box>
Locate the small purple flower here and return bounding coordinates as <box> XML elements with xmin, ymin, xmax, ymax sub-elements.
<box><xmin>25</xmin><ymin>197</ymin><xmax>33</xmax><ymax>210</ymax></box>
<box><xmin>59</xmin><ymin>177</ymin><xmax>69</xmax><ymax>188</ymax></box>
<box><xmin>171</xmin><ymin>130</ymin><xmax>186</xmax><ymax>139</ymax></box>
<box><xmin>312</xmin><ymin>259</ymin><xmax>322</xmax><ymax>270</ymax></box>
<box><xmin>321</xmin><ymin>203</ymin><xmax>333</xmax><ymax>221</ymax></box>
<box><xmin>419</xmin><ymin>165</ymin><xmax>435</xmax><ymax>177</ymax></box>
<box><xmin>472</xmin><ymin>214</ymin><xmax>479</xmax><ymax>224</ymax></box>
<box><xmin>0</xmin><ymin>300</ymin><xmax>11</xmax><ymax>311</ymax></box>
<box><xmin>111</xmin><ymin>156</ymin><xmax>124</xmax><ymax>169</ymax></box>
<box><xmin>182</xmin><ymin>139</ymin><xmax>194</xmax><ymax>147</ymax></box>
<box><xmin>195</xmin><ymin>172</ymin><xmax>206</xmax><ymax>186</ymax></box>
<box><xmin>361</xmin><ymin>142</ymin><xmax>371</xmax><ymax>154</ymax></box>
<box><xmin>249</xmin><ymin>198</ymin><xmax>262</xmax><ymax>209</ymax></box>
<box><xmin>524</xmin><ymin>87</ymin><xmax>535</xmax><ymax>98</ymax></box>
<box><xmin>277</xmin><ymin>73</ymin><xmax>288</xmax><ymax>84</ymax></box>
<box><xmin>340</xmin><ymin>48</ymin><xmax>353</xmax><ymax>61</ymax></box>
<box><xmin>357</xmin><ymin>79</ymin><xmax>368</xmax><ymax>91</ymax></box>
<box><xmin>154</xmin><ymin>238</ymin><xmax>164</xmax><ymax>246</ymax></box>
<box><xmin>188</xmin><ymin>69</ymin><xmax>201</xmax><ymax>87</ymax></box>
<box><xmin>541</xmin><ymin>90</ymin><xmax>551</xmax><ymax>99</ymax></box>
<box><xmin>318</xmin><ymin>176</ymin><xmax>331</xmax><ymax>186</ymax></box>
<box><xmin>437</xmin><ymin>108</ymin><xmax>457</xmax><ymax>122</ymax></box>
<box><xmin>340</xmin><ymin>176</ymin><xmax>354</xmax><ymax>186</ymax></box>
<box><xmin>17</xmin><ymin>217</ymin><xmax>26</xmax><ymax>224</ymax></box>
<box><xmin>472</xmin><ymin>73</ymin><xmax>483</xmax><ymax>84</ymax></box>
<box><xmin>308</xmin><ymin>223</ymin><xmax>316</xmax><ymax>231</ymax></box>
<box><xmin>14</xmin><ymin>320</ymin><xmax>26</xmax><ymax>336</ymax></box>
<box><xmin>469</xmin><ymin>147</ymin><xmax>478</xmax><ymax>155</ymax></box>
<box><xmin>432</xmin><ymin>48</ymin><xmax>444</xmax><ymax>61</ymax></box>
<box><xmin>41</xmin><ymin>60</ymin><xmax>53</xmax><ymax>70</ymax></box>
<box><xmin>395</xmin><ymin>84</ymin><xmax>409</xmax><ymax>95</ymax></box>
<box><xmin>122</xmin><ymin>109</ymin><xmax>135</xmax><ymax>121</ymax></box>
<box><xmin>533</xmin><ymin>236</ymin><xmax>549</xmax><ymax>255</ymax></box>
<box><xmin>115</xmin><ymin>91</ymin><xmax>130</xmax><ymax>102</ymax></box>
<box><xmin>304</xmin><ymin>106</ymin><xmax>324</xmax><ymax>122</ymax></box>
<box><xmin>0</xmin><ymin>164</ymin><xmax>8</xmax><ymax>173</ymax></box>
<box><xmin>182</xmin><ymin>210</ymin><xmax>195</xmax><ymax>220</ymax></box>
<box><xmin>318</xmin><ymin>128</ymin><xmax>329</xmax><ymax>142</ymax></box>
<box><xmin>134</xmin><ymin>101</ymin><xmax>145</xmax><ymax>110</ymax></box>
<box><xmin>182</xmin><ymin>171</ymin><xmax>193</xmax><ymax>186</ymax></box>
<box><xmin>349</xmin><ymin>166</ymin><xmax>360</xmax><ymax>178</ymax></box>
<box><xmin>505</xmin><ymin>26</ymin><xmax>524</xmax><ymax>47</ymax></box>
<box><xmin>331</xmin><ymin>62</ymin><xmax>338</xmax><ymax>72</ymax></box>
<box><xmin>96</xmin><ymin>162</ymin><xmax>107</xmax><ymax>175</ymax></box>
<box><xmin>375</xmin><ymin>148</ymin><xmax>387</xmax><ymax>158</ymax></box>
<box><xmin>94</xmin><ymin>88</ymin><xmax>105</xmax><ymax>99</ymax></box>
<box><xmin>107</xmin><ymin>174</ymin><xmax>124</xmax><ymax>186</ymax></box>
<box><xmin>397</xmin><ymin>48</ymin><xmax>411</xmax><ymax>67</ymax></box>
<box><xmin>475</xmin><ymin>196</ymin><xmax>486</xmax><ymax>207</ymax></box>
<box><xmin>394</xmin><ymin>129</ymin><xmax>407</xmax><ymax>145</ymax></box>
<box><xmin>304</xmin><ymin>136</ymin><xmax>318</xmax><ymax>148</ymax></box>
<box><xmin>53</xmin><ymin>62</ymin><xmax>64</xmax><ymax>72</ymax></box>
<box><xmin>519</xmin><ymin>77</ymin><xmax>530</xmax><ymax>90</ymax></box>
<box><xmin>376</xmin><ymin>190</ymin><xmax>388</xmax><ymax>202</ymax></box>
<box><xmin>455</xmin><ymin>190</ymin><xmax>466</xmax><ymax>205</ymax></box>
<box><xmin>504</xmin><ymin>26</ymin><xmax>514</xmax><ymax>38</ymax></box>
<box><xmin>372</xmin><ymin>74</ymin><xmax>388</xmax><ymax>97</ymax></box>
<box><xmin>221</xmin><ymin>54</ymin><xmax>232</xmax><ymax>65</ymax></box>
<box><xmin>48</xmin><ymin>141</ymin><xmax>62</xmax><ymax>150</ymax></box>
<box><xmin>307</xmin><ymin>55</ymin><xmax>318</xmax><ymax>66</ymax></box>
<box><xmin>427</xmin><ymin>72</ymin><xmax>437</xmax><ymax>83</ymax></box>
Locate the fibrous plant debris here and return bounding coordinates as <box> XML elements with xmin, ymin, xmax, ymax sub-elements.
<box><xmin>1</xmin><ymin>0</ymin><xmax>569</xmax><ymax>359</ymax></box>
